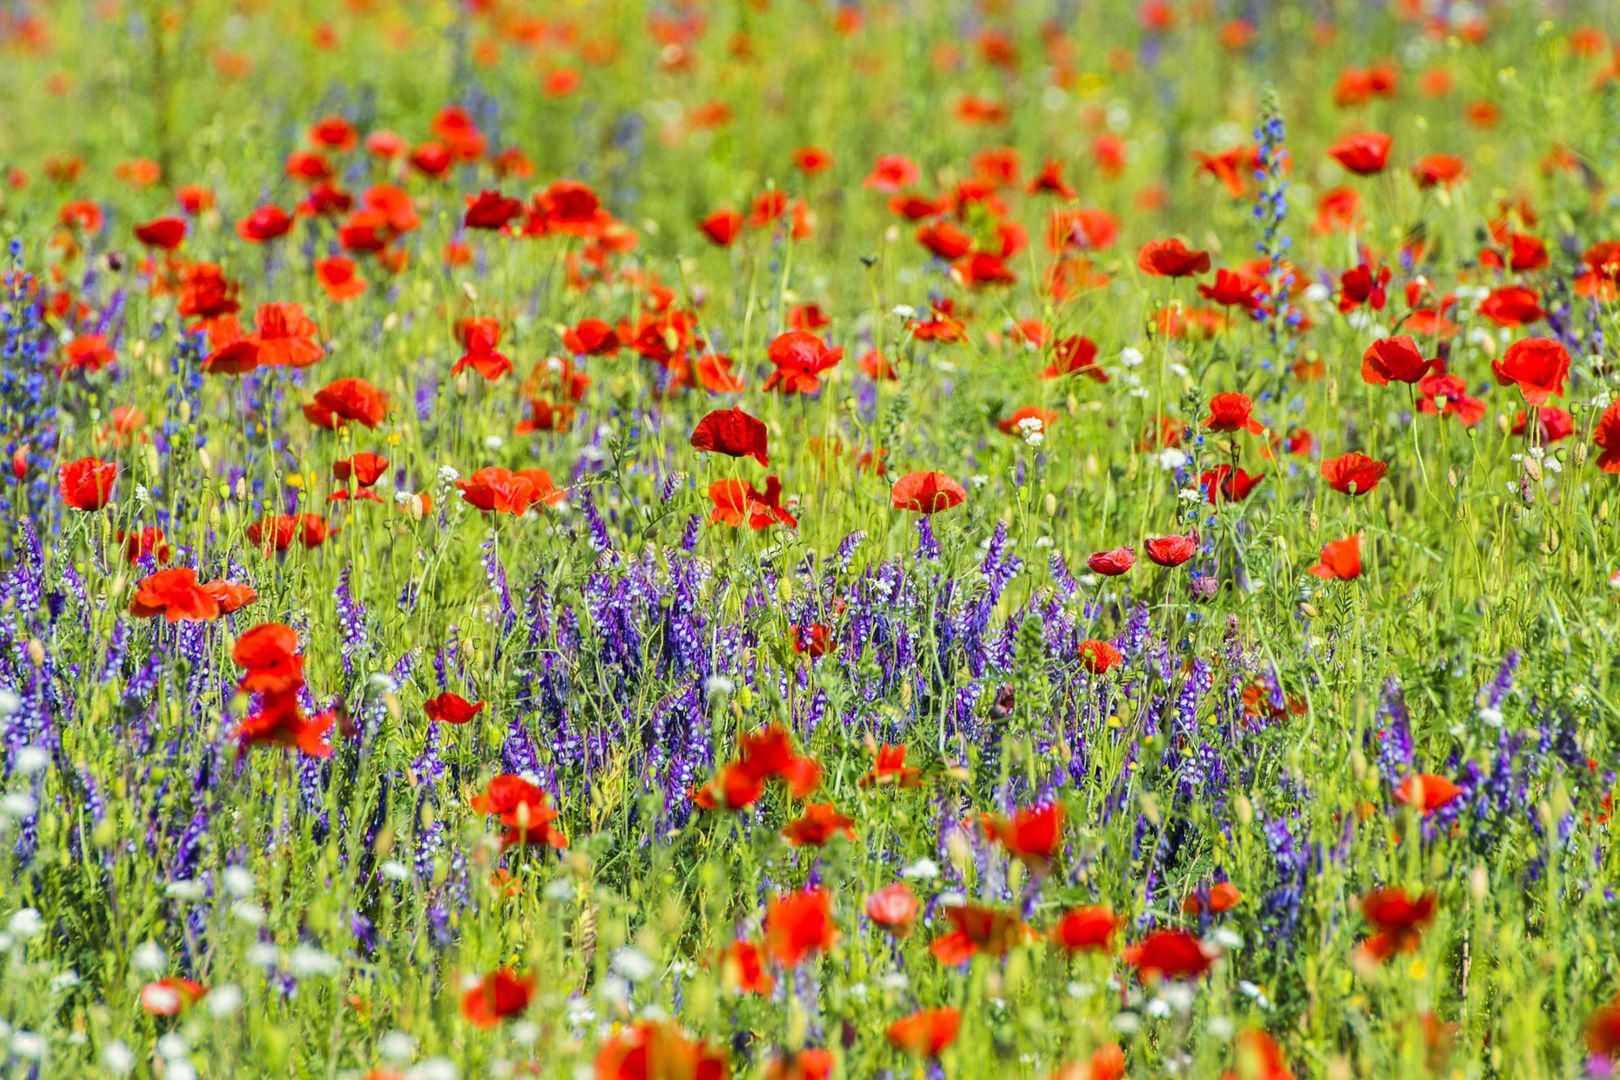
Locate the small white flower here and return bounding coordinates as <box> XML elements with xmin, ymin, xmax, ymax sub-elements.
<box><xmin>289</xmin><ymin>945</ymin><xmax>340</xmax><ymax>978</ymax></box>
<box><xmin>1207</xmin><ymin>1015</ymin><xmax>1235</xmax><ymax>1039</ymax></box>
<box><xmin>165</xmin><ymin>880</ymin><xmax>206</xmax><ymax>902</ymax></box>
<box><xmin>1119</xmin><ymin>346</ymin><xmax>1144</xmax><ymax>367</ymax></box>
<box><xmin>232</xmin><ymin>900</ymin><xmax>267</xmax><ymax>927</ymax></box>
<box><xmin>1157</xmin><ymin>448</ymin><xmax>1188</xmax><ymax>471</ymax></box>
<box><xmin>1210</xmin><ymin>927</ymin><xmax>1243</xmax><ymax>950</ymax></box>
<box><xmin>13</xmin><ymin>746</ymin><xmax>48</xmax><ymax>775</ymax></box>
<box><xmin>610</xmin><ymin>946</ymin><xmax>656</xmax><ymax>982</ymax></box>
<box><xmin>482</xmin><ymin>435</ymin><xmax>505</xmax><ymax>451</ymax></box>
<box><xmin>223</xmin><ymin>867</ymin><xmax>254</xmax><ymax>897</ymax></box>
<box><xmin>969</xmin><ymin>474</ymin><xmax>989</xmax><ymax>489</ymax></box>
<box><xmin>1145</xmin><ymin>997</ymin><xmax>1172</xmax><ymax>1019</ymax></box>
<box><xmin>879</xmin><ymin>972</ymin><xmax>908</xmax><ymax>992</ymax></box>
<box><xmin>543</xmin><ymin>878</ymin><xmax>574</xmax><ymax>902</ymax></box>
<box><xmin>1302</xmin><ymin>282</ymin><xmax>1330</xmax><ymax>303</ymax></box>
<box><xmin>156</xmin><ymin>1032</ymin><xmax>190</xmax><ymax>1060</ymax></box>
<box><xmin>379</xmin><ymin>1031</ymin><xmax>416</xmax><ymax>1063</ymax></box>
<box><xmin>7</xmin><ymin>908</ymin><xmax>43</xmax><ymax>939</ymax></box>
<box><xmin>2</xmin><ymin>792</ymin><xmax>36</xmax><ymax>818</ymax></box>
<box><xmin>1067</xmin><ymin>981</ymin><xmax>1094</xmax><ymax>999</ymax></box>
<box><xmin>436</xmin><ymin>465</ymin><xmax>461</xmax><ymax>485</ymax></box>
<box><xmin>207</xmin><ymin>983</ymin><xmax>243</xmax><ymax>1017</ymax></box>
<box><xmin>50</xmin><ymin>970</ymin><xmax>81</xmax><ymax>992</ymax></box>
<box><xmin>10</xmin><ymin>1030</ymin><xmax>46</xmax><ymax>1060</ymax></box>
<box><xmin>1477</xmin><ymin>705</ymin><xmax>1504</xmax><ymax>729</ymax></box>
<box><xmin>510</xmin><ymin>1021</ymin><xmax>539</xmax><ymax>1046</ymax></box>
<box><xmin>703</xmin><ymin>675</ymin><xmax>735</xmax><ymax>700</ymax></box>
<box><xmin>102</xmin><ymin>1040</ymin><xmax>135</xmax><ymax>1075</ymax></box>
<box><xmin>247</xmin><ymin>942</ymin><xmax>279</xmax><ymax>968</ymax></box>
<box><xmin>891</xmin><ymin>304</ymin><xmax>918</xmax><ymax>320</ymax></box>
<box><xmin>0</xmin><ymin>688</ymin><xmax>20</xmax><ymax>716</ymax></box>
<box><xmin>1111</xmin><ymin>1012</ymin><xmax>1142</xmax><ymax>1034</ymax></box>
<box><xmin>409</xmin><ymin>1058</ymin><xmax>460</xmax><ymax>1080</ymax></box>
<box><xmin>380</xmin><ymin>860</ymin><xmax>413</xmax><ymax>883</ymax></box>
<box><xmin>901</xmin><ymin>858</ymin><xmax>940</xmax><ymax>880</ymax></box>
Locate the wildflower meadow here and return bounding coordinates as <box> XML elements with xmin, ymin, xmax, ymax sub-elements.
<box><xmin>4</xmin><ymin>0</ymin><xmax>1620</xmax><ymax>1076</ymax></box>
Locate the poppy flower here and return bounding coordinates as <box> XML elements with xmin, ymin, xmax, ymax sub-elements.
<box><xmin>1514</xmin><ymin>406</ymin><xmax>1574</xmax><ymax>444</ymax></box>
<box><xmin>1395</xmin><ymin>773</ymin><xmax>1463</xmax><ymax>815</ymax></box>
<box><xmin>982</xmin><ymin>802</ymin><xmax>1064</xmax><ymax>863</ymax></box>
<box><xmin>1309</xmin><ymin>535</ymin><xmax>1362</xmax><ymax>580</ymax></box>
<box><xmin>1123</xmin><ymin>929</ymin><xmax>1215</xmax><ymax>980</ymax></box>
<box><xmin>251</xmin><ymin>303</ymin><xmax>324</xmax><ymax>368</ymax></box>
<box><xmin>790</xmin><ymin>623</ymin><xmax>833</xmax><ymax>658</ymax></box>
<box><xmin>1329</xmin><ymin>131</ymin><xmax>1392</xmax><ymax>175</ymax></box>
<box><xmin>763</xmin><ymin>331</ymin><xmax>843</xmax><ymax>395</ymax></box>
<box><xmin>718</xmin><ymin>938</ymin><xmax>775</xmax><ymax>996</ymax></box>
<box><xmin>134</xmin><ymin>216</ymin><xmax>186</xmax><ymax>250</ymax></box>
<box><xmin>917</xmin><ymin>219</ymin><xmax>974</xmax><ymax>260</ymax></box>
<box><xmin>129</xmin><ymin>568</ymin><xmax>221</xmax><ymax>622</ymax></box>
<box><xmin>207</xmin><ymin>580</ymin><xmax>257</xmax><ymax>614</ymax></box>
<box><xmin>1077</xmin><ymin>639</ymin><xmax>1124</xmax><ymax>674</ymax></box>
<box><xmin>781</xmin><ymin>802</ymin><xmax>857</xmax><ymax>847</ymax></box>
<box><xmin>458</xmin><ymin>467</ymin><xmax>562</xmax><ymax>515</ymax></box>
<box><xmin>1194</xmin><ymin>145</ymin><xmax>1257</xmax><ymax>197</ymax></box>
<box><xmin>58</xmin><ymin>335</ymin><xmax>115</xmax><ymax>374</ymax></box>
<box><xmin>233</xmin><ymin>623</ymin><xmax>305</xmax><ymax>694</ymax></box>
<box><xmin>693</xmin><ymin>724</ymin><xmax>821</xmax><ymax>810</ymax></box>
<box><xmin>864</xmin><ymin>883</ymin><xmax>919</xmax><ymax>936</ymax></box>
<box><xmin>1136</xmin><ymin>238</ymin><xmax>1211</xmax><ymax>277</ymax></box>
<box><xmin>1417</xmin><ymin>374</ymin><xmax>1486</xmax><ymax>426</ymax></box>
<box><xmin>246</xmin><ymin>513</ymin><xmax>332</xmax><ymax>552</ymax></box>
<box><xmin>1051</xmin><ymin>1044</ymin><xmax>1128</xmax><ymax>1080</ymax></box>
<box><xmin>595</xmin><ymin>1022</ymin><xmax>728</xmax><ymax>1080</ymax></box>
<box><xmin>1041</xmin><ymin>335</ymin><xmax>1107</xmax><ymax>381</ymax></box>
<box><xmin>691</xmin><ymin>407</ymin><xmax>769</xmax><ymax>465</ymax></box>
<box><xmin>1204</xmin><ymin>392</ymin><xmax>1265</xmax><ymax>435</ymax></box>
<box><xmin>952</xmin><ymin>252</ymin><xmax>1017</xmax><ymax>287</ymax></box>
<box><xmin>1087</xmin><ymin>547</ymin><xmax>1135</xmax><ymax>575</ymax></box>
<box><xmin>766</xmin><ymin>1048</ymin><xmax>833</xmax><ymax>1080</ymax></box>
<box><xmin>1198</xmin><ymin>268</ymin><xmax>1267</xmax><ymax>310</ymax></box>
<box><xmin>232</xmin><ymin>624</ymin><xmax>332</xmax><ymax>757</ymax></box>
<box><xmin>451</xmin><ymin>324</ymin><xmax>512</xmax><ymax>381</ymax></box>
<box><xmin>140</xmin><ymin>978</ymin><xmax>206</xmax><ymax>1016</ymax></box>
<box><xmin>470</xmin><ymin>774</ymin><xmax>567</xmax><ymax>848</ymax></box>
<box><xmin>699</xmin><ymin>209</ymin><xmax>743</xmax><ymax>247</ymax></box>
<box><xmin>1412</xmin><ymin>153</ymin><xmax>1467</xmax><ymax>189</ymax></box>
<box><xmin>860</xmin><ymin>744</ymin><xmax>922</xmax><ymax>789</ymax></box>
<box><xmin>1492</xmin><ymin>337</ymin><xmax>1570</xmax><ymax>406</ymax></box>
<box><xmin>998</xmin><ymin>406</ymin><xmax>1057</xmax><ymax>439</ymax></box>
<box><xmin>1321</xmin><ymin>452</ymin><xmax>1388</xmax><ymax>496</ymax></box>
<box><xmin>1339</xmin><ymin>263</ymin><xmax>1390</xmax><ymax>312</ymax></box>
<box><xmin>930</xmin><ymin>904</ymin><xmax>1031</xmax><ymax>965</ymax></box>
<box><xmin>563</xmin><ymin>318</ymin><xmax>620</xmax><ymax>357</ymax></box>
<box><xmin>316</xmin><ymin>257</ymin><xmax>366</xmax><ymax>302</ymax></box>
<box><xmin>1478</xmin><ymin>285</ymin><xmax>1544</xmax><ymax>328</ymax></box>
<box><xmin>333</xmin><ymin>453</ymin><xmax>389</xmax><ymax>487</ymax></box>
<box><xmin>236</xmin><ymin>204</ymin><xmax>294</xmax><ymax>242</ymax></box>
<box><xmin>886</xmin><ymin>1007</ymin><xmax>960</xmax><ymax>1058</ymax></box>
<box><xmin>1222</xmin><ymin>1030</ymin><xmax>1294</xmax><ymax>1080</ymax></box>
<box><xmin>59</xmin><ymin>456</ymin><xmax>116</xmax><ymax>510</ymax></box>
<box><xmin>1050</xmin><ymin>906</ymin><xmax>1122</xmax><ymax>953</ymax></box>
<box><xmin>708</xmin><ymin>477</ymin><xmax>798</xmax><ymax>530</ymax></box>
<box><xmin>764</xmin><ymin>887</ymin><xmax>837</xmax><ymax>967</ymax></box>
<box><xmin>460</xmin><ymin>969</ymin><xmax>535</xmax><ymax>1027</ymax></box>
<box><xmin>891</xmin><ymin>471</ymin><xmax>966</xmax><ymax>514</ymax></box>
<box><xmin>1594</xmin><ymin>401</ymin><xmax>1620</xmax><ymax>473</ymax></box>
<box><xmin>425</xmin><ymin>692</ymin><xmax>485</xmax><ymax>725</ymax></box>
<box><xmin>307</xmin><ymin>377</ymin><xmax>390</xmax><ymax>429</ymax></box>
<box><xmin>1358</xmin><ymin>887</ymin><xmax>1436</xmax><ymax>960</ymax></box>
<box><xmin>1588</xmin><ymin>998</ymin><xmax>1620</xmax><ymax>1058</ymax></box>
<box><xmin>118</xmin><ymin>527</ymin><xmax>172</xmax><ymax>565</ymax></box>
<box><xmin>1144</xmin><ymin>532</ymin><xmax>1199</xmax><ymax>567</ymax></box>
<box><xmin>1360</xmin><ymin>336</ymin><xmax>1432</xmax><ymax>385</ymax></box>
<box><xmin>1183</xmin><ymin>881</ymin><xmax>1243</xmax><ymax>915</ymax></box>
<box><xmin>864</xmin><ymin>153</ymin><xmax>920</xmax><ymax>192</ymax></box>
<box><xmin>463</xmin><ymin>190</ymin><xmax>524</xmax><ymax>231</ymax></box>
<box><xmin>1203</xmin><ymin>465</ymin><xmax>1265</xmax><ymax>506</ymax></box>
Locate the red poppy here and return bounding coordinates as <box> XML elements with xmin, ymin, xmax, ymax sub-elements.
<box><xmin>1492</xmin><ymin>337</ymin><xmax>1570</xmax><ymax>406</ymax></box>
<box><xmin>1199</xmin><ymin>268</ymin><xmax>1267</xmax><ymax>310</ymax></box>
<box><xmin>59</xmin><ymin>456</ymin><xmax>116</xmax><ymax>510</ymax></box>
<box><xmin>917</xmin><ymin>219</ymin><xmax>974</xmax><ymax>260</ymax></box>
<box><xmin>708</xmin><ymin>477</ymin><xmax>797</xmax><ymax>529</ymax></box>
<box><xmin>1144</xmin><ymin>532</ymin><xmax>1198</xmax><ymax>567</ymax></box>
<box><xmin>451</xmin><ymin>322</ymin><xmax>512</xmax><ymax>381</ymax></box>
<box><xmin>207</xmin><ymin>580</ymin><xmax>258</xmax><ymax>614</ymax></box>
<box><xmin>246</xmin><ymin>513</ymin><xmax>332</xmax><ymax>552</ymax></box>
<box><xmin>1358</xmin><ymin>887</ymin><xmax>1436</xmax><ymax>960</ymax></box>
<box><xmin>781</xmin><ymin>802</ymin><xmax>857</xmax><ymax>847</ymax></box>
<box><xmin>1077</xmin><ymin>639</ymin><xmax>1124</xmax><ymax>674</ymax></box>
<box><xmin>1203</xmin><ymin>465</ymin><xmax>1265</xmax><ymax>506</ymax></box>
<box><xmin>952</xmin><ymin>251</ymin><xmax>1017</xmax><ymax>287</ymax></box>
<box><xmin>1594</xmin><ymin>401</ymin><xmax>1620</xmax><ymax>473</ymax></box>
<box><xmin>691</xmin><ymin>408</ymin><xmax>769</xmax><ymax>465</ymax></box>
<box><xmin>1136</xmin><ymin>238</ymin><xmax>1211</xmax><ymax>277</ymax></box>
<box><xmin>1412</xmin><ymin>153</ymin><xmax>1467</xmax><ymax>189</ymax></box>
<box><xmin>864</xmin><ymin>882</ymin><xmax>919</xmax><ymax>936</ymax></box>
<box><xmin>1087</xmin><ymin>547</ymin><xmax>1136</xmax><ymax>575</ymax></box>
<box><xmin>1050</xmin><ymin>906</ymin><xmax>1122</xmax><ymax>953</ymax></box>
<box><xmin>251</xmin><ymin>303</ymin><xmax>324</xmax><ymax>368</ymax></box>
<box><xmin>306</xmin><ymin>377</ymin><xmax>390</xmax><ymax>429</ymax></box>
<box><xmin>1123</xmin><ymin>929</ymin><xmax>1215</xmax><ymax>980</ymax></box>
<box><xmin>1395</xmin><ymin>773</ymin><xmax>1463</xmax><ymax>815</ymax></box>
<box><xmin>1514</xmin><ymin>406</ymin><xmax>1574</xmax><ymax>444</ymax></box>
<box><xmin>887</xmin><ymin>1007</ymin><xmax>960</xmax><ymax>1058</ymax></box>
<box><xmin>1329</xmin><ymin>131</ymin><xmax>1392</xmax><ymax>175</ymax></box>
<box><xmin>1204</xmin><ymin>392</ymin><xmax>1265</xmax><ymax>435</ymax></box>
<box><xmin>998</xmin><ymin>406</ymin><xmax>1058</xmax><ymax>438</ymax></box>
<box><xmin>1361</xmin><ymin>337</ymin><xmax>1432</xmax><ymax>385</ymax></box>
<box><xmin>457</xmin><ymin>467</ymin><xmax>562</xmax><ymax>514</ymax></box>
<box><xmin>470</xmin><ymin>774</ymin><xmax>567</xmax><ymax>848</ymax></box>
<box><xmin>236</xmin><ymin>204</ymin><xmax>294</xmax><ymax>242</ymax></box>
<box><xmin>860</xmin><ymin>744</ymin><xmax>922</xmax><ymax>789</ymax></box>
<box><xmin>425</xmin><ymin>692</ymin><xmax>485</xmax><ymax>725</ymax></box>
<box><xmin>1589</xmin><ymin>998</ymin><xmax>1620</xmax><ymax>1058</ymax></box>
<box><xmin>1417</xmin><ymin>374</ymin><xmax>1486</xmax><ymax>426</ymax></box>
<box><xmin>1309</xmin><ymin>535</ymin><xmax>1362</xmax><ymax>580</ymax></box>
<box><xmin>1339</xmin><ymin>263</ymin><xmax>1390</xmax><ymax>312</ymax></box>
<box><xmin>1183</xmin><ymin>881</ymin><xmax>1243</xmax><ymax>915</ymax></box>
<box><xmin>563</xmin><ymin>318</ymin><xmax>620</xmax><ymax>357</ymax></box>
<box><xmin>763</xmin><ymin>331</ymin><xmax>843</xmax><ymax>395</ymax></box>
<box><xmin>595</xmin><ymin>1022</ymin><xmax>728</xmax><ymax>1080</ymax></box>
<box><xmin>720</xmin><ymin>939</ymin><xmax>775</xmax><ymax>996</ymax></box>
<box><xmin>930</xmin><ymin>904</ymin><xmax>1031</xmax><ymax>965</ymax></box>
<box><xmin>865</xmin><ymin>153</ymin><xmax>920</xmax><ymax>192</ymax></box>
<box><xmin>1321</xmin><ymin>452</ymin><xmax>1388</xmax><ymax>496</ymax></box>
<box><xmin>231</xmin><ymin>623</ymin><xmax>332</xmax><ymax>757</ymax></box>
<box><xmin>699</xmin><ymin>209</ymin><xmax>743</xmax><ymax>246</ymax></box>
<box><xmin>764</xmin><ymin>887</ymin><xmax>837</xmax><ymax>967</ymax></box>
<box><xmin>790</xmin><ymin>623</ymin><xmax>833</xmax><ymax>658</ymax></box>
<box><xmin>134</xmin><ymin>216</ymin><xmax>186</xmax><ymax>250</ymax></box>
<box><xmin>129</xmin><ymin>568</ymin><xmax>221</xmax><ymax>622</ymax></box>
<box><xmin>315</xmin><ymin>256</ymin><xmax>367</xmax><ymax>302</ymax></box>
<box><xmin>59</xmin><ymin>335</ymin><xmax>116</xmax><ymax>373</ymax></box>
<box><xmin>233</xmin><ymin>624</ymin><xmax>305</xmax><ymax>695</ymax></box>
<box><xmin>463</xmin><ymin>190</ymin><xmax>524</xmax><ymax>231</ymax></box>
<box><xmin>460</xmin><ymin>969</ymin><xmax>535</xmax><ymax>1027</ymax></box>
<box><xmin>118</xmin><ymin>527</ymin><xmax>172</xmax><ymax>565</ymax></box>
<box><xmin>333</xmin><ymin>453</ymin><xmax>389</xmax><ymax>487</ymax></box>
<box><xmin>982</xmin><ymin>802</ymin><xmax>1064</xmax><ymax>862</ymax></box>
<box><xmin>890</xmin><ymin>471</ymin><xmax>966</xmax><ymax>514</ymax></box>
<box><xmin>1478</xmin><ymin>285</ymin><xmax>1545</xmax><ymax>328</ymax></box>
